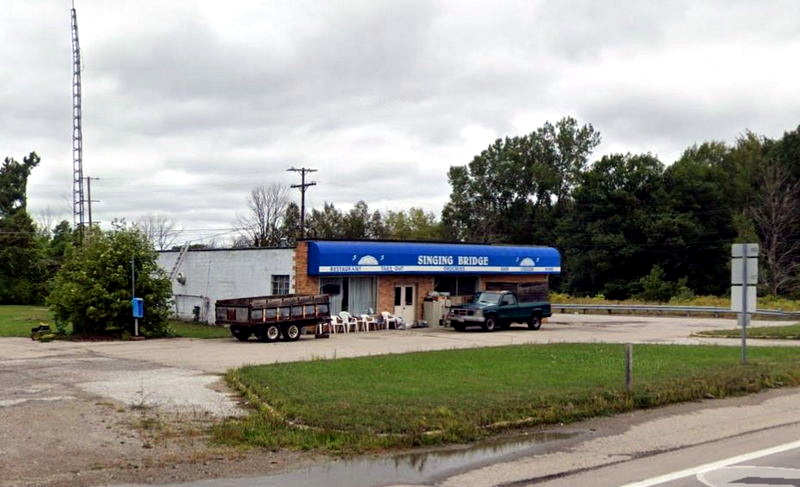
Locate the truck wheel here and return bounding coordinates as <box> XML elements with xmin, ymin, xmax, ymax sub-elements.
<box><xmin>230</xmin><ymin>325</ymin><xmax>251</xmax><ymax>341</ymax></box>
<box><xmin>528</xmin><ymin>314</ymin><xmax>542</xmax><ymax>330</ymax></box>
<box><xmin>452</xmin><ymin>322</ymin><xmax>466</xmax><ymax>332</ymax></box>
<box><xmin>282</xmin><ymin>324</ymin><xmax>302</xmax><ymax>341</ymax></box>
<box><xmin>482</xmin><ymin>316</ymin><xmax>497</xmax><ymax>332</ymax></box>
<box><xmin>257</xmin><ymin>324</ymin><xmax>281</xmax><ymax>342</ymax></box>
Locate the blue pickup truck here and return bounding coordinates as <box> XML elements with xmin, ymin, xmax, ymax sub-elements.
<box><xmin>446</xmin><ymin>290</ymin><xmax>551</xmax><ymax>332</ymax></box>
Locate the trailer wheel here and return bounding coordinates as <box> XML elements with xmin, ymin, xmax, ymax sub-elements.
<box><xmin>282</xmin><ymin>324</ymin><xmax>302</xmax><ymax>341</ymax></box>
<box><xmin>230</xmin><ymin>325</ymin><xmax>251</xmax><ymax>341</ymax></box>
<box><xmin>257</xmin><ymin>324</ymin><xmax>281</xmax><ymax>342</ymax></box>
<box><xmin>527</xmin><ymin>314</ymin><xmax>542</xmax><ymax>330</ymax></box>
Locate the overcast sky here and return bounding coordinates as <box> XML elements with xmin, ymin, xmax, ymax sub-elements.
<box><xmin>4</xmin><ymin>0</ymin><xmax>799</xmax><ymax>245</ymax></box>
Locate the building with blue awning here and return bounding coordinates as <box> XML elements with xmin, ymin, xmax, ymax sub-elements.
<box><xmin>296</xmin><ymin>240</ymin><xmax>560</xmax><ymax>325</ymax></box>
<box><xmin>159</xmin><ymin>239</ymin><xmax>560</xmax><ymax>325</ymax></box>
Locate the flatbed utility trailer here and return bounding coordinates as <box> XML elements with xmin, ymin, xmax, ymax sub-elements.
<box><xmin>215</xmin><ymin>294</ymin><xmax>331</xmax><ymax>342</ymax></box>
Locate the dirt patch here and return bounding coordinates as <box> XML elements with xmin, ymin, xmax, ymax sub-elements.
<box><xmin>0</xmin><ymin>351</ymin><xmax>318</xmax><ymax>487</ymax></box>
<box><xmin>0</xmin><ymin>397</ymin><xmax>314</xmax><ymax>487</ymax></box>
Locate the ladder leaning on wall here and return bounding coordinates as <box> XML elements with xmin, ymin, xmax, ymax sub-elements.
<box><xmin>169</xmin><ymin>242</ymin><xmax>190</xmax><ymax>281</ymax></box>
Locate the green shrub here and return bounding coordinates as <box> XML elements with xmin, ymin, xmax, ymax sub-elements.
<box><xmin>47</xmin><ymin>225</ymin><xmax>172</xmax><ymax>337</ymax></box>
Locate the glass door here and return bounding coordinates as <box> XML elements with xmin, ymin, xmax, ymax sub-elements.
<box><xmin>393</xmin><ymin>285</ymin><xmax>416</xmax><ymax>325</ymax></box>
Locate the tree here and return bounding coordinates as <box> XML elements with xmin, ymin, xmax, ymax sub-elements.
<box><xmin>47</xmin><ymin>226</ymin><xmax>172</xmax><ymax>336</ymax></box>
<box><xmin>750</xmin><ymin>162</ymin><xmax>800</xmax><ymax>295</ymax></box>
<box><xmin>657</xmin><ymin>142</ymin><xmax>739</xmax><ymax>295</ymax></box>
<box><xmin>45</xmin><ymin>220</ymin><xmax>74</xmax><ymax>267</ymax></box>
<box><xmin>342</xmin><ymin>201</ymin><xmax>371</xmax><ymax>239</ymax></box>
<box><xmin>442</xmin><ymin>117</ymin><xmax>600</xmax><ymax>244</ymax></box>
<box><xmin>279</xmin><ymin>202</ymin><xmax>302</xmax><ymax>245</ymax></box>
<box><xmin>235</xmin><ymin>183</ymin><xmax>290</xmax><ymax>247</ymax></box>
<box><xmin>558</xmin><ymin>153</ymin><xmax>666</xmax><ymax>299</ymax></box>
<box><xmin>306</xmin><ymin>202</ymin><xmax>344</xmax><ymax>239</ymax></box>
<box><xmin>135</xmin><ymin>214</ymin><xmax>181</xmax><ymax>251</ymax></box>
<box><xmin>0</xmin><ymin>152</ymin><xmax>46</xmax><ymax>304</ymax></box>
<box><xmin>385</xmin><ymin>208</ymin><xmax>441</xmax><ymax>240</ymax></box>
<box><xmin>136</xmin><ymin>214</ymin><xmax>180</xmax><ymax>251</ymax></box>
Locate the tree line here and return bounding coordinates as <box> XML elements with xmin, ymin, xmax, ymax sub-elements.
<box><xmin>3</xmin><ymin>117</ymin><xmax>799</xmax><ymax>309</ymax></box>
<box><xmin>235</xmin><ymin>117</ymin><xmax>800</xmax><ymax>301</ymax></box>
<box><xmin>232</xmin><ymin>183</ymin><xmax>442</xmax><ymax>247</ymax></box>
<box><xmin>440</xmin><ymin>118</ymin><xmax>799</xmax><ymax>300</ymax></box>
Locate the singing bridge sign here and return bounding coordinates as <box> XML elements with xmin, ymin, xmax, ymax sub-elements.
<box><xmin>307</xmin><ymin>241</ymin><xmax>561</xmax><ymax>276</ymax></box>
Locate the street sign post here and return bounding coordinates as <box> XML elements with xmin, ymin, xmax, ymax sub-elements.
<box><xmin>731</xmin><ymin>243</ymin><xmax>759</xmax><ymax>364</ymax></box>
<box><xmin>132</xmin><ymin>297</ymin><xmax>144</xmax><ymax>337</ymax></box>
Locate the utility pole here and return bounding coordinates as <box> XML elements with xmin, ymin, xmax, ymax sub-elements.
<box><xmin>85</xmin><ymin>176</ymin><xmax>100</xmax><ymax>229</ymax></box>
<box><xmin>287</xmin><ymin>166</ymin><xmax>317</xmax><ymax>239</ymax></box>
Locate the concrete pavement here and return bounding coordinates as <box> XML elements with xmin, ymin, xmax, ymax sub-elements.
<box><xmin>1</xmin><ymin>313</ymin><xmax>796</xmax><ymax>373</ymax></box>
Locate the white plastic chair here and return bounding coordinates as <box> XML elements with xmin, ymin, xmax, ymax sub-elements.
<box><xmin>329</xmin><ymin>315</ymin><xmax>347</xmax><ymax>334</ymax></box>
<box><xmin>339</xmin><ymin>311</ymin><xmax>360</xmax><ymax>332</ymax></box>
<box><xmin>381</xmin><ymin>311</ymin><xmax>398</xmax><ymax>329</ymax></box>
<box><xmin>360</xmin><ymin>314</ymin><xmax>378</xmax><ymax>331</ymax></box>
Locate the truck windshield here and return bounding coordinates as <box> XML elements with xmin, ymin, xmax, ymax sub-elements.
<box><xmin>472</xmin><ymin>292</ymin><xmax>501</xmax><ymax>305</ymax></box>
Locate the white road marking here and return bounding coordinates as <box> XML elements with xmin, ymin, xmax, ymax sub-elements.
<box><xmin>619</xmin><ymin>439</ymin><xmax>800</xmax><ymax>487</ymax></box>
<box><xmin>698</xmin><ymin>466</ymin><xmax>800</xmax><ymax>486</ymax></box>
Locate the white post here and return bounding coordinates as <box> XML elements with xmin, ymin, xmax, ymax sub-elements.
<box><xmin>740</xmin><ymin>246</ymin><xmax>748</xmax><ymax>364</ymax></box>
<box><xmin>731</xmin><ymin>243</ymin><xmax>758</xmax><ymax>365</ymax></box>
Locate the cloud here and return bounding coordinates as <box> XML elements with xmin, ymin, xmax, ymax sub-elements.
<box><xmin>5</xmin><ymin>0</ymin><xmax>800</xmax><ymax>243</ymax></box>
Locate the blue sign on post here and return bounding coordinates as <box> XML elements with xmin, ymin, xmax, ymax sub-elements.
<box><xmin>131</xmin><ymin>298</ymin><xmax>144</xmax><ymax>318</ymax></box>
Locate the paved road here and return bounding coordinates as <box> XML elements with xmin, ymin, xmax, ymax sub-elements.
<box><xmin>632</xmin><ymin>441</ymin><xmax>800</xmax><ymax>487</ymax></box>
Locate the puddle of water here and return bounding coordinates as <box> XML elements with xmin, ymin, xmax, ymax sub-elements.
<box><xmin>153</xmin><ymin>430</ymin><xmax>579</xmax><ymax>487</ymax></box>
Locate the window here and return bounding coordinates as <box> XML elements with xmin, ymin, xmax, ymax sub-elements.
<box><xmin>271</xmin><ymin>275</ymin><xmax>290</xmax><ymax>295</ymax></box>
<box><xmin>320</xmin><ymin>277</ymin><xmax>375</xmax><ymax>315</ymax></box>
<box><xmin>434</xmin><ymin>276</ymin><xmax>478</xmax><ymax>296</ymax></box>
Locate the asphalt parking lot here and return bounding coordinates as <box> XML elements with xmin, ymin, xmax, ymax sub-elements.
<box><xmin>2</xmin><ymin>313</ymin><xmax>796</xmax><ymax>375</ymax></box>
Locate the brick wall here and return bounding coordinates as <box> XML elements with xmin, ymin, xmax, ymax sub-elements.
<box><xmin>377</xmin><ymin>276</ymin><xmax>434</xmax><ymax>321</ymax></box>
<box><xmin>293</xmin><ymin>241</ymin><xmax>319</xmax><ymax>295</ymax></box>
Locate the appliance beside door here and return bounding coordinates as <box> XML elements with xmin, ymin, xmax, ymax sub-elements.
<box><xmin>393</xmin><ymin>285</ymin><xmax>416</xmax><ymax>325</ymax></box>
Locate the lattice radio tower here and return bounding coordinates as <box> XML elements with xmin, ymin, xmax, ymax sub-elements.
<box><xmin>71</xmin><ymin>1</ymin><xmax>86</xmax><ymax>230</ymax></box>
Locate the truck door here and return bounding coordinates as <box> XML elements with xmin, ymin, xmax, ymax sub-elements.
<box><xmin>501</xmin><ymin>293</ymin><xmax>523</xmax><ymax>323</ymax></box>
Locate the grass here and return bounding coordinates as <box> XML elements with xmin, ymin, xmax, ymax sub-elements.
<box><xmin>695</xmin><ymin>323</ymin><xmax>800</xmax><ymax>340</ymax></box>
<box><xmin>0</xmin><ymin>305</ymin><xmax>54</xmax><ymax>337</ymax></box>
<box><xmin>214</xmin><ymin>343</ymin><xmax>800</xmax><ymax>453</ymax></box>
<box><xmin>168</xmin><ymin>320</ymin><xmax>231</xmax><ymax>339</ymax></box>
<box><xmin>550</xmin><ymin>292</ymin><xmax>800</xmax><ymax>311</ymax></box>
<box><xmin>0</xmin><ymin>305</ymin><xmax>229</xmax><ymax>339</ymax></box>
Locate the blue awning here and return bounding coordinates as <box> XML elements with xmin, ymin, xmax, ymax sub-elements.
<box><xmin>307</xmin><ymin>241</ymin><xmax>560</xmax><ymax>276</ymax></box>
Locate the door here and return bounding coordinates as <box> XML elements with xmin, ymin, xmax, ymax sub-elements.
<box><xmin>394</xmin><ymin>285</ymin><xmax>416</xmax><ymax>325</ymax></box>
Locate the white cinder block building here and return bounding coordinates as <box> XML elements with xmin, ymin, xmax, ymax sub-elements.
<box><xmin>157</xmin><ymin>247</ymin><xmax>294</xmax><ymax>322</ymax></box>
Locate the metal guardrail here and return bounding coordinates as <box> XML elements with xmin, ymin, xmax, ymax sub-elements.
<box><xmin>552</xmin><ymin>303</ymin><xmax>800</xmax><ymax>319</ymax></box>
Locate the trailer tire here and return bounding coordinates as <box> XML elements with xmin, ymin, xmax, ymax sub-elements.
<box><xmin>282</xmin><ymin>324</ymin><xmax>302</xmax><ymax>341</ymax></box>
<box><xmin>257</xmin><ymin>324</ymin><xmax>281</xmax><ymax>343</ymax></box>
<box><xmin>230</xmin><ymin>325</ymin><xmax>251</xmax><ymax>341</ymax></box>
